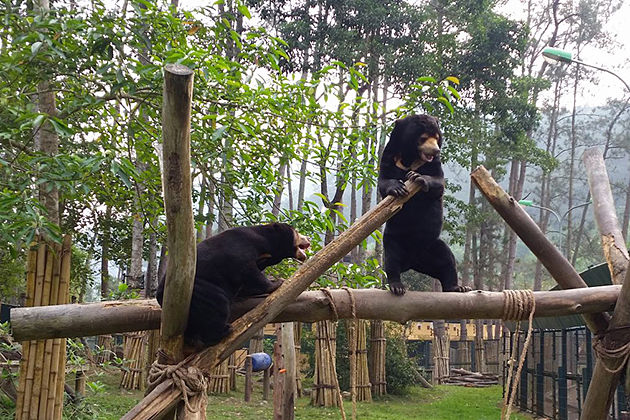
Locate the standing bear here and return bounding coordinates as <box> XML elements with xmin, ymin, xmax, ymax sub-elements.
<box><xmin>378</xmin><ymin>114</ymin><xmax>470</xmax><ymax>295</ymax></box>
<box><xmin>157</xmin><ymin>222</ymin><xmax>310</xmax><ymax>349</ymax></box>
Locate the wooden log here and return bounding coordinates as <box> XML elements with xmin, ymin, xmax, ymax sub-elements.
<box><xmin>471</xmin><ymin>165</ymin><xmax>610</xmax><ymax>334</ymax></box>
<box><xmin>159</xmin><ymin>63</ymin><xmax>196</xmax><ymax>364</ymax></box>
<box><xmin>581</xmin><ymin>149</ymin><xmax>630</xmax><ymax>420</ymax></box>
<box><xmin>582</xmin><ymin>148</ymin><xmax>629</xmax><ymax>284</ymax></box>
<box><xmin>11</xmin><ymin>285</ymin><xmax>622</xmax><ymax>342</ymax></box>
<box><xmin>121</xmin><ymin>175</ymin><xmax>426</xmax><ymax>420</ymax></box>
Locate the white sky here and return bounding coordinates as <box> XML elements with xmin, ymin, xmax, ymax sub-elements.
<box><xmin>502</xmin><ymin>0</ymin><xmax>630</xmax><ymax>106</ymax></box>
<box><xmin>179</xmin><ymin>0</ymin><xmax>630</xmax><ymax>105</ymax></box>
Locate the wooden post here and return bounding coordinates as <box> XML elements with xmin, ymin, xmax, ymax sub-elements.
<box><xmin>471</xmin><ymin>166</ymin><xmax>610</xmax><ymax>334</ymax></box>
<box><xmin>159</xmin><ymin>63</ymin><xmax>196</xmax><ymax>362</ymax></box>
<box><xmin>581</xmin><ymin>148</ymin><xmax>630</xmax><ymax>420</ymax></box>
<box><xmin>244</xmin><ymin>356</ymin><xmax>252</xmax><ymax>402</ymax></box>
<box><xmin>157</xmin><ymin>63</ymin><xmax>204</xmax><ymax>419</ymax></box>
<box><xmin>121</xmin><ymin>175</ymin><xmax>427</xmax><ymax>420</ymax></box>
<box><xmin>273</xmin><ymin>324</ymin><xmax>285</xmax><ymax>420</ymax></box>
<box><xmin>262</xmin><ymin>368</ymin><xmax>270</xmax><ymax>401</ymax></box>
<box><xmin>281</xmin><ymin>323</ymin><xmax>296</xmax><ymax>420</ymax></box>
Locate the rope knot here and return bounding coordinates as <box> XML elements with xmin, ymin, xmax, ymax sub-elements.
<box><xmin>148</xmin><ymin>350</ymin><xmax>208</xmax><ymax>413</ymax></box>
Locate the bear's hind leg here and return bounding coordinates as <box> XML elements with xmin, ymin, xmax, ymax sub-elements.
<box><xmin>414</xmin><ymin>239</ymin><xmax>471</xmax><ymax>293</ymax></box>
<box><xmin>383</xmin><ymin>235</ymin><xmax>408</xmax><ymax>296</ymax></box>
<box><xmin>186</xmin><ymin>285</ymin><xmax>232</xmax><ymax>347</ymax></box>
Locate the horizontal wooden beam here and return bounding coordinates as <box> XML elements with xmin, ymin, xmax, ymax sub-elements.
<box><xmin>11</xmin><ymin>286</ymin><xmax>620</xmax><ymax>342</ymax></box>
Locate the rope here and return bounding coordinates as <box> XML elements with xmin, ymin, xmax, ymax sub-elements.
<box><xmin>592</xmin><ymin>331</ymin><xmax>630</xmax><ymax>374</ymax></box>
<box><xmin>321</xmin><ymin>288</ymin><xmax>340</xmax><ymax>321</ymax></box>
<box><xmin>147</xmin><ymin>350</ymin><xmax>208</xmax><ymax>413</ymax></box>
<box><xmin>343</xmin><ymin>286</ymin><xmax>358</xmax><ymax>420</ymax></box>
<box><xmin>501</xmin><ymin>290</ymin><xmax>536</xmax><ymax>420</ymax></box>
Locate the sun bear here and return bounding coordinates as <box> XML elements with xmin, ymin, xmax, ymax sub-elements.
<box><xmin>156</xmin><ymin>222</ymin><xmax>310</xmax><ymax>349</ymax></box>
<box><xmin>377</xmin><ymin>114</ymin><xmax>470</xmax><ymax>296</ymax></box>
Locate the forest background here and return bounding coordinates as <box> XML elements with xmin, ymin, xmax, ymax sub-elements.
<box><xmin>1</xmin><ymin>0</ymin><xmax>630</xmax><ymax>307</ymax></box>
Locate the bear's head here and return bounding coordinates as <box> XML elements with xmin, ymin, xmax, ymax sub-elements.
<box><xmin>260</xmin><ymin>222</ymin><xmax>310</xmax><ymax>264</ymax></box>
<box><xmin>391</xmin><ymin>114</ymin><xmax>442</xmax><ymax>167</ymax></box>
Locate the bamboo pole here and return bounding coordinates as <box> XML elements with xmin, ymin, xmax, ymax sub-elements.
<box><xmin>581</xmin><ymin>148</ymin><xmax>630</xmax><ymax>420</ymax></box>
<box><xmin>12</xmin><ymin>285</ymin><xmax>622</xmax><ymax>342</ymax></box>
<box><xmin>37</xmin><ymin>241</ymin><xmax>59</xmax><ymax>419</ymax></box>
<box><xmin>15</xmin><ymin>244</ymin><xmax>38</xmax><ymax>417</ymax></box>
<box><xmin>471</xmin><ymin>165</ymin><xmax>610</xmax><ymax>334</ymax></box>
<box><xmin>28</xmin><ymin>244</ymin><xmax>52</xmax><ymax>419</ymax></box>
<box><xmin>54</xmin><ymin>235</ymin><xmax>71</xmax><ymax>420</ymax></box>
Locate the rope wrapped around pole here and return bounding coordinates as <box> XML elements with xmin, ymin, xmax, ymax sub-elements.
<box><xmin>147</xmin><ymin>350</ymin><xmax>207</xmax><ymax>414</ymax></box>
<box><xmin>501</xmin><ymin>290</ymin><xmax>536</xmax><ymax>420</ymax></box>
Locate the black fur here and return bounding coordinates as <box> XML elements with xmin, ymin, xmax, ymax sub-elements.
<box><xmin>377</xmin><ymin>114</ymin><xmax>469</xmax><ymax>296</ymax></box>
<box><xmin>156</xmin><ymin>223</ymin><xmax>309</xmax><ymax>348</ymax></box>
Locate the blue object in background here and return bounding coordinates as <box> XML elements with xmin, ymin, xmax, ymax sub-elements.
<box><xmin>250</xmin><ymin>352</ymin><xmax>272</xmax><ymax>372</ymax></box>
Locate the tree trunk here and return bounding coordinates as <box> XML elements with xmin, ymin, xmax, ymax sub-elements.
<box><xmin>101</xmin><ymin>206</ymin><xmax>111</xmax><ymax>298</ymax></box>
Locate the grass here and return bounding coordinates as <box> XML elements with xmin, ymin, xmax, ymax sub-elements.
<box><xmin>205</xmin><ymin>384</ymin><xmax>532</xmax><ymax>420</ymax></box>
<box><xmin>0</xmin><ymin>369</ymin><xmax>533</xmax><ymax>419</ymax></box>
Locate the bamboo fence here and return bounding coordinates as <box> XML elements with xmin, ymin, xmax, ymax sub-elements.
<box><xmin>228</xmin><ymin>353</ymin><xmax>236</xmax><ymax>391</ymax></box>
<box><xmin>209</xmin><ymin>358</ymin><xmax>230</xmax><ymax>394</ymax></box>
<box><xmin>95</xmin><ymin>335</ymin><xmax>114</xmax><ymax>364</ymax></box>
<box><xmin>368</xmin><ymin>320</ymin><xmax>386</xmax><ymax>396</ymax></box>
<box><xmin>432</xmin><ymin>334</ymin><xmax>450</xmax><ymax>385</ymax></box>
<box><xmin>312</xmin><ymin>320</ymin><xmax>340</xmax><ymax>407</ymax></box>
<box><xmin>15</xmin><ymin>236</ymin><xmax>71</xmax><ymax>420</ymax></box>
<box><xmin>120</xmin><ymin>332</ymin><xmax>146</xmax><ymax>390</ymax></box>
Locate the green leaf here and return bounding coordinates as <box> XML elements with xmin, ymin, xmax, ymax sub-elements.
<box><xmin>31</xmin><ymin>41</ymin><xmax>42</xmax><ymax>56</ymax></box>
<box><xmin>237</xmin><ymin>4</ymin><xmax>251</xmax><ymax>19</ymax></box>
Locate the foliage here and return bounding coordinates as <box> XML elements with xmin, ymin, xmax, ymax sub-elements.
<box><xmin>70</xmin><ymin>245</ymin><xmax>95</xmax><ymax>301</ymax></box>
<box><xmin>0</xmin><ymin>251</ymin><xmax>25</xmax><ymax>303</ymax></box>
<box><xmin>107</xmin><ymin>283</ymin><xmax>140</xmax><ymax>300</ymax></box>
<box><xmin>384</xmin><ymin>334</ymin><xmax>422</xmax><ymax>395</ymax></box>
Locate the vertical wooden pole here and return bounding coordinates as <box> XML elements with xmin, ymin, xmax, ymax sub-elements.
<box><xmin>159</xmin><ymin>63</ymin><xmax>203</xmax><ymax>419</ymax></box>
<box><xmin>273</xmin><ymin>324</ymin><xmax>285</xmax><ymax>420</ymax></box>
<box><xmin>281</xmin><ymin>322</ymin><xmax>296</xmax><ymax>420</ymax></box>
<box><xmin>244</xmin><ymin>356</ymin><xmax>252</xmax><ymax>402</ymax></box>
<box><xmin>262</xmin><ymin>368</ymin><xmax>270</xmax><ymax>401</ymax></box>
<box><xmin>159</xmin><ymin>63</ymin><xmax>196</xmax><ymax>362</ymax></box>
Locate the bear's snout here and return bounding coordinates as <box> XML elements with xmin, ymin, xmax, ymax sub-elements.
<box><xmin>418</xmin><ymin>136</ymin><xmax>440</xmax><ymax>163</ymax></box>
<box><xmin>295</xmin><ymin>233</ymin><xmax>311</xmax><ymax>261</ymax></box>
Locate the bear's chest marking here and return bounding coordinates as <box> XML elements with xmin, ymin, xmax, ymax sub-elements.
<box><xmin>395</xmin><ymin>157</ymin><xmax>425</xmax><ymax>172</ymax></box>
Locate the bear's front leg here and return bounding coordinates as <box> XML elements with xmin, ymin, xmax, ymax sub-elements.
<box><xmin>240</xmin><ymin>264</ymin><xmax>283</xmax><ymax>296</ymax></box>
